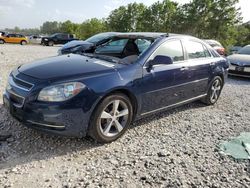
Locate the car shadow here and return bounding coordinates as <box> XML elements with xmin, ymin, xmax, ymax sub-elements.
<box><xmin>0</xmin><ymin>101</ymin><xmax>206</xmax><ymax>170</ymax></box>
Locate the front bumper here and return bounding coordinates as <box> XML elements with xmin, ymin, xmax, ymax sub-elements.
<box><xmin>228</xmin><ymin>64</ymin><xmax>250</xmax><ymax>78</ymax></box>
<box><xmin>3</xmin><ymin>91</ymin><xmax>91</xmax><ymax>137</ymax></box>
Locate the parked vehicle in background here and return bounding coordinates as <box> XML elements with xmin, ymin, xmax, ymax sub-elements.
<box><xmin>3</xmin><ymin>33</ymin><xmax>228</xmax><ymax>143</ymax></box>
<box><xmin>58</xmin><ymin>32</ymin><xmax>121</xmax><ymax>55</ymax></box>
<box><xmin>228</xmin><ymin>46</ymin><xmax>242</xmax><ymax>55</ymax></box>
<box><xmin>0</xmin><ymin>33</ymin><xmax>28</xmax><ymax>45</ymax></box>
<box><xmin>203</xmin><ymin>39</ymin><xmax>226</xmax><ymax>56</ymax></box>
<box><xmin>28</xmin><ymin>35</ymin><xmax>43</xmax><ymax>45</ymax></box>
<box><xmin>228</xmin><ymin>45</ymin><xmax>250</xmax><ymax>78</ymax></box>
<box><xmin>0</xmin><ymin>31</ymin><xmax>5</xmax><ymax>36</ymax></box>
<box><xmin>41</xmin><ymin>33</ymin><xmax>78</xmax><ymax>46</ymax></box>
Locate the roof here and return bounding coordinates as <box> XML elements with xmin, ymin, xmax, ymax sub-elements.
<box><xmin>114</xmin><ymin>32</ymin><xmax>168</xmax><ymax>39</ymax></box>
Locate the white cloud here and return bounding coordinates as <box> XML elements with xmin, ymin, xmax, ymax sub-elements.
<box><xmin>0</xmin><ymin>0</ymin><xmax>35</xmax><ymax>8</ymax></box>
<box><xmin>46</xmin><ymin>9</ymin><xmax>86</xmax><ymax>23</ymax></box>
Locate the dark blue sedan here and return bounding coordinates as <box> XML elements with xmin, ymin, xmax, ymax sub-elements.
<box><xmin>3</xmin><ymin>33</ymin><xmax>229</xmax><ymax>143</ymax></box>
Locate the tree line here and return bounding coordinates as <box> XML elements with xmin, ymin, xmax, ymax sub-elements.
<box><xmin>3</xmin><ymin>0</ymin><xmax>250</xmax><ymax>48</ymax></box>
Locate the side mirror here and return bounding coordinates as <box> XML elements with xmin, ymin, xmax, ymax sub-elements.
<box><xmin>147</xmin><ymin>55</ymin><xmax>173</xmax><ymax>72</ymax></box>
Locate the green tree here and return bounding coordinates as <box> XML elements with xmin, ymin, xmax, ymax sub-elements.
<box><xmin>60</xmin><ymin>20</ymin><xmax>79</xmax><ymax>35</ymax></box>
<box><xmin>107</xmin><ymin>3</ymin><xmax>147</xmax><ymax>32</ymax></box>
<box><xmin>141</xmin><ymin>0</ymin><xmax>178</xmax><ymax>32</ymax></box>
<box><xmin>77</xmin><ymin>18</ymin><xmax>107</xmax><ymax>39</ymax></box>
<box><xmin>40</xmin><ymin>21</ymin><xmax>61</xmax><ymax>35</ymax></box>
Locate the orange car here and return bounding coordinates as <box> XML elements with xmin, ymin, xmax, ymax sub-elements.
<box><xmin>0</xmin><ymin>33</ymin><xmax>28</xmax><ymax>45</ymax></box>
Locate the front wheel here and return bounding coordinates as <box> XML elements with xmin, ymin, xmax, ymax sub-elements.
<box><xmin>20</xmin><ymin>40</ymin><xmax>27</xmax><ymax>45</ymax></box>
<box><xmin>201</xmin><ymin>76</ymin><xmax>223</xmax><ymax>105</ymax></box>
<box><xmin>0</xmin><ymin>39</ymin><xmax>5</xmax><ymax>44</ymax></box>
<box><xmin>48</xmin><ymin>41</ymin><xmax>54</xmax><ymax>46</ymax></box>
<box><xmin>88</xmin><ymin>94</ymin><xmax>133</xmax><ymax>143</ymax></box>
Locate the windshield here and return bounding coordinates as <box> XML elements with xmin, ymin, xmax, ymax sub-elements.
<box><xmin>238</xmin><ymin>46</ymin><xmax>250</xmax><ymax>55</ymax></box>
<box><xmin>86</xmin><ymin>33</ymin><xmax>116</xmax><ymax>44</ymax></box>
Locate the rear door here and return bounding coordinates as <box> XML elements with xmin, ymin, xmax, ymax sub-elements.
<box><xmin>181</xmin><ymin>39</ymin><xmax>212</xmax><ymax>98</ymax></box>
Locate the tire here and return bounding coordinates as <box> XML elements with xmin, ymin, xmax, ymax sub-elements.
<box><xmin>48</xmin><ymin>41</ymin><xmax>54</xmax><ymax>46</ymax></box>
<box><xmin>0</xmin><ymin>39</ymin><xmax>5</xmax><ymax>44</ymax></box>
<box><xmin>20</xmin><ymin>40</ymin><xmax>27</xmax><ymax>45</ymax></box>
<box><xmin>88</xmin><ymin>93</ymin><xmax>133</xmax><ymax>143</ymax></box>
<box><xmin>201</xmin><ymin>76</ymin><xmax>223</xmax><ymax>105</ymax></box>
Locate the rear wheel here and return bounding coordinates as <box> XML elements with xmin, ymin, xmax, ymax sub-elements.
<box><xmin>48</xmin><ymin>41</ymin><xmax>54</xmax><ymax>46</ymax></box>
<box><xmin>0</xmin><ymin>39</ymin><xmax>5</xmax><ymax>44</ymax></box>
<box><xmin>88</xmin><ymin>94</ymin><xmax>133</xmax><ymax>143</ymax></box>
<box><xmin>20</xmin><ymin>40</ymin><xmax>27</xmax><ymax>45</ymax></box>
<box><xmin>201</xmin><ymin>76</ymin><xmax>223</xmax><ymax>105</ymax></box>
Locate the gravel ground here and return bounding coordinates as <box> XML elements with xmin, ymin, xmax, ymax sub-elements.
<box><xmin>0</xmin><ymin>44</ymin><xmax>250</xmax><ymax>188</ymax></box>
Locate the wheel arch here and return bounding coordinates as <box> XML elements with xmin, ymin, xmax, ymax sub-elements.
<box><xmin>92</xmin><ymin>88</ymin><xmax>139</xmax><ymax>122</ymax></box>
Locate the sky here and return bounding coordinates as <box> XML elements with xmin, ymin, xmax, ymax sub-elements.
<box><xmin>0</xmin><ymin>0</ymin><xmax>249</xmax><ymax>29</ymax></box>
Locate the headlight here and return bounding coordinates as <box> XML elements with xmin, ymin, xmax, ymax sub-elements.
<box><xmin>38</xmin><ymin>82</ymin><xmax>86</xmax><ymax>102</ymax></box>
<box><xmin>44</xmin><ymin>38</ymin><xmax>48</xmax><ymax>41</ymax></box>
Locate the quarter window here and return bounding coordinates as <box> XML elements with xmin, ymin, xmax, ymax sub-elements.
<box><xmin>185</xmin><ymin>41</ymin><xmax>208</xmax><ymax>59</ymax></box>
<box><xmin>149</xmin><ymin>40</ymin><xmax>184</xmax><ymax>62</ymax></box>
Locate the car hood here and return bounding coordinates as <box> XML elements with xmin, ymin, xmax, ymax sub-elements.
<box><xmin>18</xmin><ymin>54</ymin><xmax>116</xmax><ymax>80</ymax></box>
<box><xmin>227</xmin><ymin>54</ymin><xmax>250</xmax><ymax>66</ymax></box>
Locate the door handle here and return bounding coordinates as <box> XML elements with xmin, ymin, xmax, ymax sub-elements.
<box><xmin>180</xmin><ymin>66</ymin><xmax>189</xmax><ymax>71</ymax></box>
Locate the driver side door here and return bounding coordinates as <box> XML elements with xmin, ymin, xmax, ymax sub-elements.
<box><xmin>140</xmin><ymin>39</ymin><xmax>191</xmax><ymax>115</ymax></box>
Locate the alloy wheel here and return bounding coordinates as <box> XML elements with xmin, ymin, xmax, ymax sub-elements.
<box><xmin>98</xmin><ymin>99</ymin><xmax>129</xmax><ymax>137</ymax></box>
<box><xmin>210</xmin><ymin>79</ymin><xmax>222</xmax><ymax>103</ymax></box>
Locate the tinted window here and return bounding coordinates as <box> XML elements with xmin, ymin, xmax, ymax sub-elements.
<box><xmin>150</xmin><ymin>40</ymin><xmax>184</xmax><ymax>62</ymax></box>
<box><xmin>135</xmin><ymin>39</ymin><xmax>152</xmax><ymax>53</ymax></box>
<box><xmin>62</xmin><ymin>34</ymin><xmax>69</xmax><ymax>39</ymax></box>
<box><xmin>185</xmin><ymin>41</ymin><xmax>207</xmax><ymax>59</ymax></box>
<box><xmin>8</xmin><ymin>34</ymin><xmax>16</xmax><ymax>37</ymax></box>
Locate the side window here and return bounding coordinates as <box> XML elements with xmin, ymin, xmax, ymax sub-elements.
<box><xmin>61</xmin><ymin>34</ymin><xmax>68</xmax><ymax>39</ymax></box>
<box><xmin>149</xmin><ymin>40</ymin><xmax>184</xmax><ymax>62</ymax></box>
<box><xmin>185</xmin><ymin>41</ymin><xmax>207</xmax><ymax>59</ymax></box>
<box><xmin>135</xmin><ymin>39</ymin><xmax>152</xmax><ymax>53</ymax></box>
<box><xmin>55</xmin><ymin>34</ymin><xmax>62</xmax><ymax>39</ymax></box>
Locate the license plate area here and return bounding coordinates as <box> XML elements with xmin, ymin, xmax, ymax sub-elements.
<box><xmin>235</xmin><ymin>66</ymin><xmax>244</xmax><ymax>72</ymax></box>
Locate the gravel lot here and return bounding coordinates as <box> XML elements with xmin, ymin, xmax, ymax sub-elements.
<box><xmin>0</xmin><ymin>44</ymin><xmax>250</xmax><ymax>188</ymax></box>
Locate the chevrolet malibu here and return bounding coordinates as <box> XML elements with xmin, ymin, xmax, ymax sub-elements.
<box><xmin>3</xmin><ymin>33</ymin><xmax>229</xmax><ymax>143</ymax></box>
